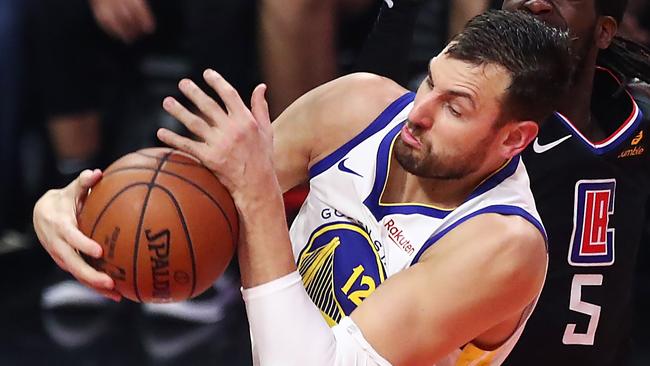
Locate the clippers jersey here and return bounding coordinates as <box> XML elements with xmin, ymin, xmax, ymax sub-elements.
<box><xmin>289</xmin><ymin>92</ymin><xmax>548</xmax><ymax>365</ymax></box>
<box><xmin>504</xmin><ymin>68</ymin><xmax>650</xmax><ymax>366</ymax></box>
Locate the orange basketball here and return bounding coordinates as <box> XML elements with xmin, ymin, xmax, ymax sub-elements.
<box><xmin>77</xmin><ymin>147</ymin><xmax>238</xmax><ymax>303</ymax></box>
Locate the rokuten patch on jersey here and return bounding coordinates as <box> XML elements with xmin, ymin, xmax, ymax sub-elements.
<box><xmin>297</xmin><ymin>223</ymin><xmax>386</xmax><ymax>326</ymax></box>
<box><xmin>568</xmin><ymin>179</ymin><xmax>616</xmax><ymax>266</ymax></box>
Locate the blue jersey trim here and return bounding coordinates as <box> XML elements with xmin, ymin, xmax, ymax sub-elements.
<box><xmin>466</xmin><ymin>155</ymin><xmax>520</xmax><ymax>201</ymax></box>
<box><xmin>410</xmin><ymin>205</ymin><xmax>548</xmax><ymax>265</ymax></box>
<box><xmin>363</xmin><ymin>131</ymin><xmax>520</xmax><ymax>221</ymax></box>
<box><xmin>309</xmin><ymin>92</ymin><xmax>415</xmax><ymax>178</ymax></box>
<box><xmin>364</xmin><ymin>123</ymin><xmax>453</xmax><ymax>220</ymax></box>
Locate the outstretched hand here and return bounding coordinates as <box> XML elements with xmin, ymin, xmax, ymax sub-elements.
<box><xmin>157</xmin><ymin>69</ymin><xmax>278</xmax><ymax>207</ymax></box>
<box><xmin>33</xmin><ymin>170</ymin><xmax>121</xmax><ymax>301</ymax></box>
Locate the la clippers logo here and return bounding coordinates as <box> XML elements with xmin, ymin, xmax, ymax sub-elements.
<box><xmin>568</xmin><ymin>179</ymin><xmax>616</xmax><ymax>267</ymax></box>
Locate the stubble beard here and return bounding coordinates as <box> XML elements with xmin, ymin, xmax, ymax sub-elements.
<box><xmin>394</xmin><ymin>134</ymin><xmax>484</xmax><ymax>181</ymax></box>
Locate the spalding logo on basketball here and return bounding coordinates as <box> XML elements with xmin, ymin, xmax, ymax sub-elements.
<box><xmin>78</xmin><ymin>148</ymin><xmax>238</xmax><ymax>303</ymax></box>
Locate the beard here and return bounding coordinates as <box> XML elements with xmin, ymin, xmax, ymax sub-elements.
<box><xmin>394</xmin><ymin>124</ymin><xmax>488</xmax><ymax>180</ymax></box>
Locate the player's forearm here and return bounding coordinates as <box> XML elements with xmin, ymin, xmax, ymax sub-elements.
<box><xmin>242</xmin><ymin>271</ymin><xmax>392</xmax><ymax>366</ymax></box>
<box><xmin>235</xmin><ymin>180</ymin><xmax>392</xmax><ymax>365</ymax></box>
<box><xmin>236</xmin><ymin>183</ymin><xmax>297</xmax><ymax>289</ymax></box>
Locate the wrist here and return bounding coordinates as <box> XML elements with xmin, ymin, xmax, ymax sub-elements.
<box><xmin>231</xmin><ymin>174</ymin><xmax>283</xmax><ymax>214</ymax></box>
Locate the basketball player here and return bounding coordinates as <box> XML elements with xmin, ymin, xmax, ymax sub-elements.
<box><xmin>361</xmin><ymin>1</ymin><xmax>650</xmax><ymax>364</ymax></box>
<box><xmin>33</xmin><ymin>11</ymin><xmax>573</xmax><ymax>365</ymax></box>
<box><xmin>496</xmin><ymin>1</ymin><xmax>650</xmax><ymax>365</ymax></box>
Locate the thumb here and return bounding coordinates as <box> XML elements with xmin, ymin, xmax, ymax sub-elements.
<box><xmin>69</xmin><ymin>169</ymin><xmax>103</xmax><ymax>199</ymax></box>
<box><xmin>251</xmin><ymin>83</ymin><xmax>271</xmax><ymax>127</ymax></box>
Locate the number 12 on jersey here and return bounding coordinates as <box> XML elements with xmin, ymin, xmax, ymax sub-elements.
<box><xmin>341</xmin><ymin>265</ymin><xmax>377</xmax><ymax>306</ymax></box>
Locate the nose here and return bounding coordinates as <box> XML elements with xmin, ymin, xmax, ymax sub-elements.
<box><xmin>407</xmin><ymin>99</ymin><xmax>434</xmax><ymax>130</ymax></box>
<box><xmin>522</xmin><ymin>0</ymin><xmax>553</xmax><ymax>16</ymax></box>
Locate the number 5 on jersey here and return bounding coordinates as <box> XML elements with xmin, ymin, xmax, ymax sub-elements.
<box><xmin>563</xmin><ymin>274</ymin><xmax>603</xmax><ymax>345</ymax></box>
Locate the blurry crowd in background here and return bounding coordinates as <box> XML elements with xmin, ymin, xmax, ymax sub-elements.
<box><xmin>0</xmin><ymin>0</ymin><xmax>650</xmax><ymax>364</ymax></box>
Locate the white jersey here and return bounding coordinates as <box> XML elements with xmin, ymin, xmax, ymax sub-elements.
<box><xmin>289</xmin><ymin>92</ymin><xmax>548</xmax><ymax>365</ymax></box>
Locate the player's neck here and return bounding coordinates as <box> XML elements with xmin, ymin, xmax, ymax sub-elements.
<box><xmin>557</xmin><ymin>58</ymin><xmax>598</xmax><ymax>134</ymax></box>
<box><xmin>384</xmin><ymin>157</ymin><xmax>503</xmax><ymax>209</ymax></box>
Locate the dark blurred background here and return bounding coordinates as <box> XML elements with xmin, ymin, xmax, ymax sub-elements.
<box><xmin>0</xmin><ymin>0</ymin><xmax>649</xmax><ymax>364</ymax></box>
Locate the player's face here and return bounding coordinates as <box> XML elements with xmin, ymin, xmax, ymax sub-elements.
<box><xmin>396</xmin><ymin>53</ymin><xmax>511</xmax><ymax>180</ymax></box>
<box><xmin>502</xmin><ymin>0</ymin><xmax>600</xmax><ymax>67</ymax></box>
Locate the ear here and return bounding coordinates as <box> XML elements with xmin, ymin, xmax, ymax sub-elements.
<box><xmin>595</xmin><ymin>16</ymin><xmax>618</xmax><ymax>50</ymax></box>
<box><xmin>499</xmin><ymin>121</ymin><xmax>539</xmax><ymax>158</ymax></box>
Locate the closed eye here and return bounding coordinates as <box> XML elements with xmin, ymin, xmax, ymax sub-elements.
<box><xmin>446</xmin><ymin>102</ymin><xmax>461</xmax><ymax>118</ymax></box>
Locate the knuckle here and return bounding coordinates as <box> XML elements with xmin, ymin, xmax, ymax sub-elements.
<box><xmin>224</xmin><ymin>86</ymin><xmax>238</xmax><ymax>99</ymax></box>
<box><xmin>78</xmin><ymin>268</ymin><xmax>95</xmax><ymax>284</ymax></box>
<box><xmin>205</xmin><ymin>105</ymin><xmax>221</xmax><ymax>120</ymax></box>
<box><xmin>52</xmin><ymin>254</ymin><xmax>66</xmax><ymax>270</ymax></box>
<box><xmin>179</xmin><ymin>140</ymin><xmax>191</xmax><ymax>151</ymax></box>
<box><xmin>190</xmin><ymin>117</ymin><xmax>205</xmax><ymax>130</ymax></box>
<box><xmin>43</xmin><ymin>212</ymin><xmax>58</xmax><ymax>226</ymax></box>
<box><xmin>231</xmin><ymin>128</ymin><xmax>246</xmax><ymax>143</ymax></box>
<box><xmin>61</xmin><ymin>223</ymin><xmax>76</xmax><ymax>242</ymax></box>
<box><xmin>54</xmin><ymin>260</ymin><xmax>66</xmax><ymax>272</ymax></box>
<box><xmin>244</xmin><ymin>117</ymin><xmax>258</xmax><ymax>131</ymax></box>
<box><xmin>68</xmin><ymin>266</ymin><xmax>83</xmax><ymax>280</ymax></box>
<box><xmin>205</xmin><ymin>156</ymin><xmax>221</xmax><ymax>169</ymax></box>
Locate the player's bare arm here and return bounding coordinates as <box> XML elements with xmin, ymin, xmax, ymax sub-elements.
<box><xmin>352</xmin><ymin>213</ymin><xmax>547</xmax><ymax>365</ymax></box>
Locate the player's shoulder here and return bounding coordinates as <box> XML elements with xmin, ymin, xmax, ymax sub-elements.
<box><xmin>427</xmin><ymin>213</ymin><xmax>546</xmax><ymax>267</ymax></box>
<box><xmin>421</xmin><ymin>213</ymin><xmax>547</xmax><ymax>302</ymax></box>
<box><xmin>464</xmin><ymin>214</ymin><xmax>547</xmax><ymax>292</ymax></box>
<box><xmin>313</xmin><ymin>72</ymin><xmax>408</xmax><ymax>116</ymax></box>
<box><xmin>467</xmin><ymin>213</ymin><xmax>545</xmax><ymax>256</ymax></box>
<box><xmin>328</xmin><ymin>72</ymin><xmax>405</xmax><ymax>94</ymax></box>
<box><xmin>304</xmin><ymin>73</ymin><xmax>409</xmax><ymax>163</ymax></box>
<box><xmin>284</xmin><ymin>72</ymin><xmax>407</xmax><ymax>128</ymax></box>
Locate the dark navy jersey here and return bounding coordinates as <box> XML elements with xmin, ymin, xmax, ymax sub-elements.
<box><xmin>505</xmin><ymin>67</ymin><xmax>650</xmax><ymax>366</ymax></box>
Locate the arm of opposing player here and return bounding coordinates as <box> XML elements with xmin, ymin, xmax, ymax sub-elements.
<box><xmin>243</xmin><ymin>213</ymin><xmax>547</xmax><ymax>365</ymax></box>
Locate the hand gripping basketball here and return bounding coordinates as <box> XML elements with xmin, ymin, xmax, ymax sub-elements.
<box><xmin>76</xmin><ymin>148</ymin><xmax>238</xmax><ymax>303</ymax></box>
<box><xmin>156</xmin><ymin>69</ymin><xmax>279</xmax><ymax>207</ymax></box>
<box><xmin>33</xmin><ymin>169</ymin><xmax>121</xmax><ymax>301</ymax></box>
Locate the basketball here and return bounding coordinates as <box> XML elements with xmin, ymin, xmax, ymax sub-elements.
<box><xmin>77</xmin><ymin>147</ymin><xmax>238</xmax><ymax>303</ymax></box>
